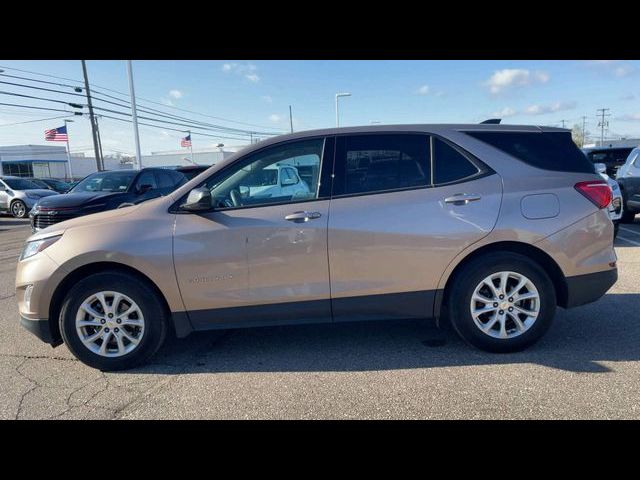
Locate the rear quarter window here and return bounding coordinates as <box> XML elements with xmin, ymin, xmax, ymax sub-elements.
<box><xmin>465</xmin><ymin>131</ymin><xmax>595</xmax><ymax>174</ymax></box>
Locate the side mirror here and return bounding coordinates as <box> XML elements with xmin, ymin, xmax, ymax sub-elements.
<box><xmin>181</xmin><ymin>187</ymin><xmax>212</xmax><ymax>212</ymax></box>
<box><xmin>137</xmin><ymin>184</ymin><xmax>153</xmax><ymax>194</ymax></box>
<box><xmin>594</xmin><ymin>163</ymin><xmax>607</xmax><ymax>175</ymax></box>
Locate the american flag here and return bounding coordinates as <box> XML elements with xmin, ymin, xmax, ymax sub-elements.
<box><xmin>44</xmin><ymin>125</ymin><xmax>68</xmax><ymax>142</ymax></box>
<box><xmin>181</xmin><ymin>134</ymin><xmax>192</xmax><ymax>148</ymax></box>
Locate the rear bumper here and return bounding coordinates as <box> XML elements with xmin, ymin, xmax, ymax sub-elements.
<box><xmin>20</xmin><ymin>315</ymin><xmax>61</xmax><ymax>347</ymax></box>
<box><xmin>564</xmin><ymin>268</ymin><xmax>617</xmax><ymax>308</ymax></box>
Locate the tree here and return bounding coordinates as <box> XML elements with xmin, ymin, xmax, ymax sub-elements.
<box><xmin>571</xmin><ymin>123</ymin><xmax>589</xmax><ymax>147</ymax></box>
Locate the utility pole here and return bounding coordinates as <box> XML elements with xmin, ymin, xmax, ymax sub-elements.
<box><xmin>94</xmin><ymin>115</ymin><xmax>105</xmax><ymax>170</ymax></box>
<box><xmin>597</xmin><ymin>108</ymin><xmax>610</xmax><ymax>147</ymax></box>
<box><xmin>81</xmin><ymin>60</ymin><xmax>103</xmax><ymax>172</ymax></box>
<box><xmin>126</xmin><ymin>60</ymin><xmax>143</xmax><ymax>169</ymax></box>
<box><xmin>560</xmin><ymin>119</ymin><xmax>567</xmax><ymax>129</ymax></box>
<box><xmin>581</xmin><ymin>115</ymin><xmax>588</xmax><ymax>147</ymax></box>
<box><xmin>289</xmin><ymin>105</ymin><xmax>293</xmax><ymax>133</ymax></box>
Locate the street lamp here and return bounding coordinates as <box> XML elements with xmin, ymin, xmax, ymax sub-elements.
<box><xmin>335</xmin><ymin>92</ymin><xmax>351</xmax><ymax>127</ymax></box>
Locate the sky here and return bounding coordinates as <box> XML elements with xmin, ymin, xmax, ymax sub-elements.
<box><xmin>0</xmin><ymin>60</ymin><xmax>639</xmax><ymax>155</ymax></box>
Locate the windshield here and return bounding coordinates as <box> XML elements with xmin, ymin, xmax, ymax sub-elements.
<box><xmin>3</xmin><ymin>178</ymin><xmax>41</xmax><ymax>190</ymax></box>
<box><xmin>71</xmin><ymin>171</ymin><xmax>137</xmax><ymax>193</ymax></box>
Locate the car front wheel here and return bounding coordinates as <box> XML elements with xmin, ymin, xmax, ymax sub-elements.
<box><xmin>11</xmin><ymin>200</ymin><xmax>27</xmax><ymax>218</ymax></box>
<box><xmin>448</xmin><ymin>252</ymin><xmax>556</xmax><ymax>353</ymax></box>
<box><xmin>59</xmin><ymin>271</ymin><xmax>168</xmax><ymax>371</ymax></box>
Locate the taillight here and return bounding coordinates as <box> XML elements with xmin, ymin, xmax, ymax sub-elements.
<box><xmin>574</xmin><ymin>180</ymin><xmax>612</xmax><ymax>209</ymax></box>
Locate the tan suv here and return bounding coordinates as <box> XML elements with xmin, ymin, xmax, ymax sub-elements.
<box><xmin>15</xmin><ymin>125</ymin><xmax>618</xmax><ymax>370</ymax></box>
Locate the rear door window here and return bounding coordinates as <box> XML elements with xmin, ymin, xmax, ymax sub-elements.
<box><xmin>465</xmin><ymin>131</ymin><xmax>595</xmax><ymax>173</ymax></box>
<box><xmin>432</xmin><ymin>138</ymin><xmax>480</xmax><ymax>184</ymax></box>
<box><xmin>333</xmin><ymin>134</ymin><xmax>430</xmax><ymax>196</ymax></box>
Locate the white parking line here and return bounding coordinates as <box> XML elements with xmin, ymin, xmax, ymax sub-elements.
<box><xmin>619</xmin><ymin>226</ymin><xmax>640</xmax><ymax>237</ymax></box>
<box><xmin>617</xmin><ymin>235</ymin><xmax>640</xmax><ymax>247</ymax></box>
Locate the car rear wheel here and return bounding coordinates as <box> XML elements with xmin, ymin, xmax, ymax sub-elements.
<box><xmin>448</xmin><ymin>252</ymin><xmax>556</xmax><ymax>353</ymax></box>
<box><xmin>11</xmin><ymin>200</ymin><xmax>27</xmax><ymax>218</ymax></box>
<box><xmin>59</xmin><ymin>271</ymin><xmax>168</xmax><ymax>371</ymax></box>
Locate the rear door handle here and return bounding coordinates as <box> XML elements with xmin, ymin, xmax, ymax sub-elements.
<box><xmin>444</xmin><ymin>193</ymin><xmax>482</xmax><ymax>205</ymax></box>
<box><xmin>285</xmin><ymin>211</ymin><xmax>322</xmax><ymax>223</ymax></box>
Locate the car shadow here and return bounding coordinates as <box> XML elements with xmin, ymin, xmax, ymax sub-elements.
<box><xmin>122</xmin><ymin>292</ymin><xmax>640</xmax><ymax>376</ymax></box>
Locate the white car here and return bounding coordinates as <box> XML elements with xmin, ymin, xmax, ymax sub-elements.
<box><xmin>595</xmin><ymin>163</ymin><xmax>623</xmax><ymax>237</ymax></box>
<box><xmin>239</xmin><ymin>164</ymin><xmax>312</xmax><ymax>201</ymax></box>
<box><xmin>613</xmin><ymin>148</ymin><xmax>640</xmax><ymax>224</ymax></box>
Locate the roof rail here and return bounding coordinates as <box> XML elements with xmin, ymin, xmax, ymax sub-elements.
<box><xmin>480</xmin><ymin>118</ymin><xmax>501</xmax><ymax>124</ymax></box>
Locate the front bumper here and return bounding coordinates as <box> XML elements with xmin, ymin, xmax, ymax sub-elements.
<box><xmin>564</xmin><ymin>268</ymin><xmax>618</xmax><ymax>308</ymax></box>
<box><xmin>20</xmin><ymin>314</ymin><xmax>61</xmax><ymax>346</ymax></box>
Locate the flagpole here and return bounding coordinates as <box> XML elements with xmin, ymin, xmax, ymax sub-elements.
<box><xmin>126</xmin><ymin>60</ymin><xmax>143</xmax><ymax>170</ymax></box>
<box><xmin>188</xmin><ymin>130</ymin><xmax>194</xmax><ymax>164</ymax></box>
<box><xmin>64</xmin><ymin>119</ymin><xmax>74</xmax><ymax>181</ymax></box>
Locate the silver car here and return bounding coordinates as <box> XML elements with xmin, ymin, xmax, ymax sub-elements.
<box><xmin>16</xmin><ymin>124</ymin><xmax>617</xmax><ymax>371</ymax></box>
<box><xmin>0</xmin><ymin>176</ymin><xmax>59</xmax><ymax>218</ymax></box>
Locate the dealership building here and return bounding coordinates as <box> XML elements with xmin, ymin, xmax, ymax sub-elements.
<box><xmin>0</xmin><ymin>144</ymin><xmax>240</xmax><ymax>180</ymax></box>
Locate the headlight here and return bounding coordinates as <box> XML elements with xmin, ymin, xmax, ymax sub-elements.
<box><xmin>20</xmin><ymin>235</ymin><xmax>62</xmax><ymax>261</ymax></box>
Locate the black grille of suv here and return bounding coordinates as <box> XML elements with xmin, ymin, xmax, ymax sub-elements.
<box><xmin>33</xmin><ymin>211</ymin><xmax>78</xmax><ymax>230</ymax></box>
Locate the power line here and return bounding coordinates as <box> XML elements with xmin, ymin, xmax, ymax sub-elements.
<box><xmin>0</xmin><ymin>75</ymin><xmax>282</xmax><ymax>137</ymax></box>
<box><xmin>96</xmin><ymin>113</ymin><xmax>260</xmax><ymax>142</ymax></box>
<box><xmin>0</xmin><ymin>65</ymin><xmax>286</xmax><ymax>132</ymax></box>
<box><xmin>0</xmin><ymin>114</ymin><xmax>73</xmax><ymax>127</ymax></box>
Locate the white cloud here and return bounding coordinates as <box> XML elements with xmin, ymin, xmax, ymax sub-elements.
<box><xmin>494</xmin><ymin>107</ymin><xmax>517</xmax><ymax>117</ymax></box>
<box><xmin>617</xmin><ymin>113</ymin><xmax>640</xmax><ymax>121</ymax></box>
<box><xmin>615</xmin><ymin>65</ymin><xmax>634</xmax><ymax>77</ymax></box>
<box><xmin>416</xmin><ymin>85</ymin><xmax>430</xmax><ymax>95</ymax></box>
<box><xmin>168</xmin><ymin>89</ymin><xmax>183</xmax><ymax>99</ymax></box>
<box><xmin>584</xmin><ymin>60</ymin><xmax>635</xmax><ymax>78</ymax></box>
<box><xmin>222</xmin><ymin>62</ymin><xmax>261</xmax><ymax>83</ymax></box>
<box><xmin>524</xmin><ymin>101</ymin><xmax>577</xmax><ymax>115</ymax></box>
<box><xmin>484</xmin><ymin>68</ymin><xmax>550</xmax><ymax>94</ymax></box>
<box><xmin>161</xmin><ymin>98</ymin><xmax>174</xmax><ymax>106</ymax></box>
<box><xmin>269</xmin><ymin>114</ymin><xmax>281</xmax><ymax>123</ymax></box>
<box><xmin>261</xmin><ymin>95</ymin><xmax>273</xmax><ymax>103</ymax></box>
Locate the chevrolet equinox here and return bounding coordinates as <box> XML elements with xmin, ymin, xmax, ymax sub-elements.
<box><xmin>16</xmin><ymin>125</ymin><xmax>618</xmax><ymax>370</ymax></box>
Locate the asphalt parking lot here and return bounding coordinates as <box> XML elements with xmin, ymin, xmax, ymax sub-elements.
<box><xmin>1</xmin><ymin>214</ymin><xmax>640</xmax><ymax>419</ymax></box>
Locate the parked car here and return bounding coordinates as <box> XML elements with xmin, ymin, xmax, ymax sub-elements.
<box><xmin>16</xmin><ymin>125</ymin><xmax>617</xmax><ymax>370</ymax></box>
<box><xmin>0</xmin><ymin>176</ymin><xmax>59</xmax><ymax>218</ymax></box>
<box><xmin>582</xmin><ymin>146</ymin><xmax>634</xmax><ymax>178</ymax></box>
<box><xmin>28</xmin><ymin>178</ymin><xmax>74</xmax><ymax>194</ymax></box>
<box><xmin>29</xmin><ymin>168</ymin><xmax>186</xmax><ymax>232</ymax></box>
<box><xmin>173</xmin><ymin>165</ymin><xmax>209</xmax><ymax>181</ymax></box>
<box><xmin>614</xmin><ymin>146</ymin><xmax>640</xmax><ymax>223</ymax></box>
<box><xmin>594</xmin><ymin>163</ymin><xmax>623</xmax><ymax>237</ymax></box>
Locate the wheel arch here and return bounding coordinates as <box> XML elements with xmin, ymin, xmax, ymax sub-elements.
<box><xmin>435</xmin><ymin>241</ymin><xmax>569</xmax><ymax>321</ymax></box>
<box><xmin>48</xmin><ymin>261</ymin><xmax>182</xmax><ymax>345</ymax></box>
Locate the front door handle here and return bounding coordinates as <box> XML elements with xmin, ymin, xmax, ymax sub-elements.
<box><xmin>285</xmin><ymin>211</ymin><xmax>322</xmax><ymax>223</ymax></box>
<box><xmin>444</xmin><ymin>193</ymin><xmax>482</xmax><ymax>205</ymax></box>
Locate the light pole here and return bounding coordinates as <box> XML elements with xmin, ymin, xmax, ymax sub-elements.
<box><xmin>335</xmin><ymin>92</ymin><xmax>351</xmax><ymax>127</ymax></box>
<box><xmin>64</xmin><ymin>119</ymin><xmax>74</xmax><ymax>180</ymax></box>
<box><xmin>126</xmin><ymin>60</ymin><xmax>143</xmax><ymax>169</ymax></box>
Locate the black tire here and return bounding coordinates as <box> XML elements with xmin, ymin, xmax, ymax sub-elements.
<box><xmin>59</xmin><ymin>271</ymin><xmax>168</xmax><ymax>371</ymax></box>
<box><xmin>10</xmin><ymin>200</ymin><xmax>27</xmax><ymax>218</ymax></box>
<box><xmin>447</xmin><ymin>252</ymin><xmax>556</xmax><ymax>353</ymax></box>
<box><xmin>620</xmin><ymin>210</ymin><xmax>636</xmax><ymax>224</ymax></box>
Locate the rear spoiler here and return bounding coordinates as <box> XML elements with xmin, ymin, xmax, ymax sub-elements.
<box><xmin>480</xmin><ymin>118</ymin><xmax>501</xmax><ymax>124</ymax></box>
